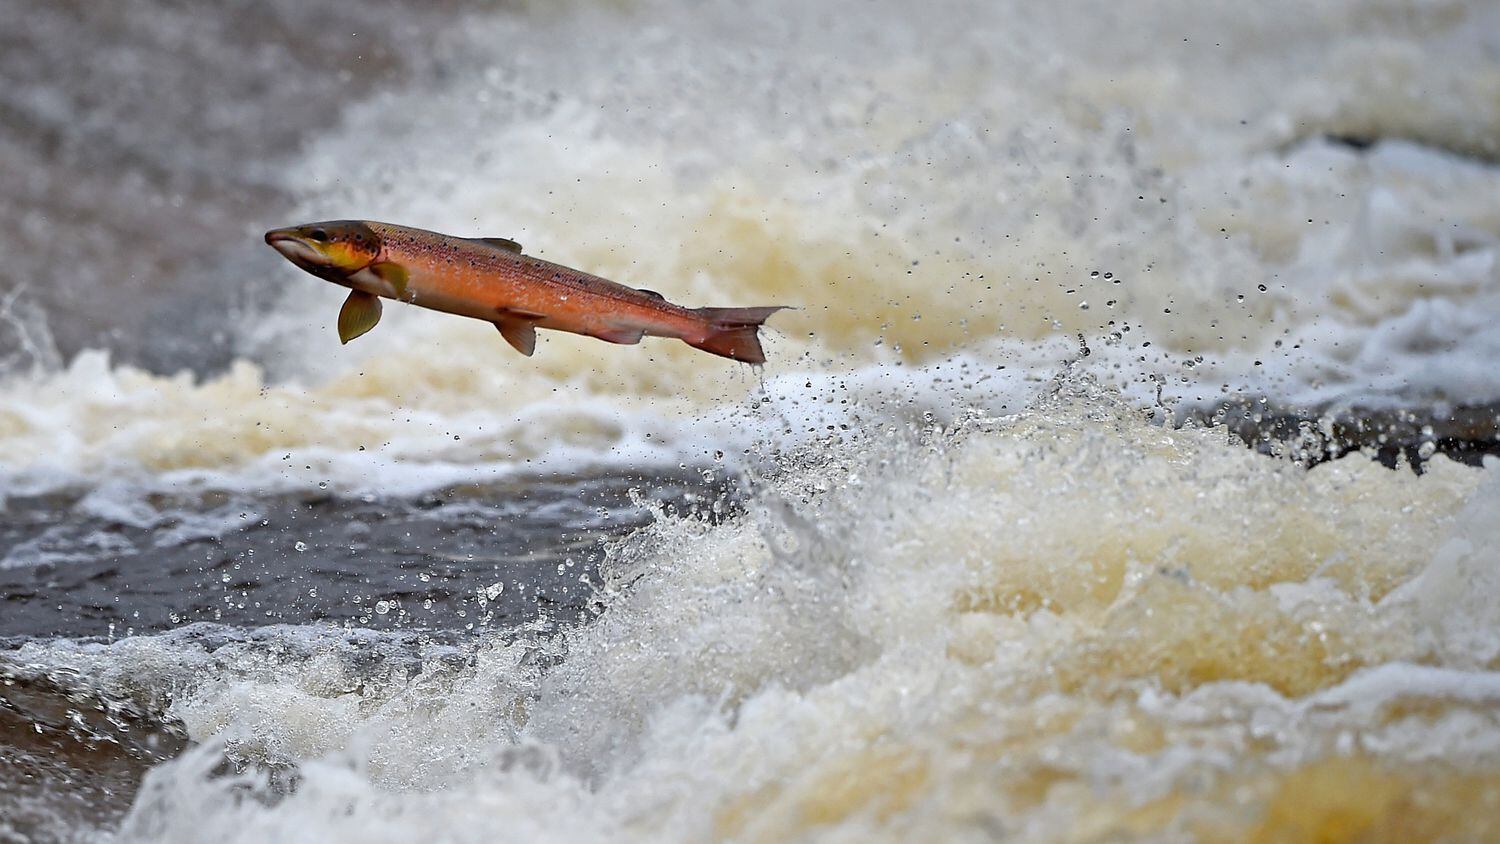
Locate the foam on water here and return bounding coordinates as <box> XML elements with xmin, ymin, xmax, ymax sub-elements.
<box><xmin>13</xmin><ymin>384</ymin><xmax>1494</xmax><ymax>841</ymax></box>
<box><xmin>4</xmin><ymin>0</ymin><xmax>1500</xmax><ymax>499</ymax></box>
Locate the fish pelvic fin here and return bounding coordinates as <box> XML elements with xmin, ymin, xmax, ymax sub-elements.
<box><xmin>687</xmin><ymin>305</ymin><xmax>789</xmax><ymax>364</ymax></box>
<box><xmin>338</xmin><ymin>290</ymin><xmax>382</xmax><ymax>344</ymax></box>
<box><xmin>496</xmin><ymin>320</ymin><xmax>537</xmax><ymax>356</ymax></box>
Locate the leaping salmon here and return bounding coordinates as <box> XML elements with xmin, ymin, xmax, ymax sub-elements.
<box><xmin>263</xmin><ymin>220</ymin><xmax>787</xmax><ymax>363</ymax></box>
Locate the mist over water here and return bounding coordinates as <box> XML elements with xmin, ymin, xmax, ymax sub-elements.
<box><xmin>3</xmin><ymin>0</ymin><xmax>1500</xmax><ymax>841</ymax></box>
<box><xmin>0</xmin><ymin>0</ymin><xmax>468</xmax><ymax>373</ymax></box>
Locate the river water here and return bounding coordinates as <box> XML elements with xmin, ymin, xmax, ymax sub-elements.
<box><xmin>2</xmin><ymin>0</ymin><xmax>1499</xmax><ymax>841</ymax></box>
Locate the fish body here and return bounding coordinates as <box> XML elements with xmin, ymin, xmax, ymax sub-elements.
<box><xmin>264</xmin><ymin>220</ymin><xmax>785</xmax><ymax>363</ymax></box>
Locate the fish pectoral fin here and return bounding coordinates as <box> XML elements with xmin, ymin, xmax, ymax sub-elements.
<box><xmin>496</xmin><ymin>320</ymin><xmax>537</xmax><ymax>356</ymax></box>
<box><xmin>470</xmin><ymin>237</ymin><xmax>523</xmax><ymax>254</ymax></box>
<box><xmin>338</xmin><ymin>290</ymin><xmax>382</xmax><ymax>344</ymax></box>
<box><xmin>369</xmin><ymin>261</ymin><xmax>409</xmax><ymax>298</ymax></box>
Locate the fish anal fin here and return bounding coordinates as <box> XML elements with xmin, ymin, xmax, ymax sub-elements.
<box><xmin>471</xmin><ymin>237</ymin><xmax>523</xmax><ymax>254</ymax></box>
<box><xmin>497</xmin><ymin>306</ymin><xmax>547</xmax><ymax>321</ymax></box>
<box><xmin>592</xmin><ymin>324</ymin><xmax>645</xmax><ymax>345</ymax></box>
<box><xmin>369</xmin><ymin>261</ymin><xmax>409</xmax><ymax>297</ymax></box>
<box><xmin>495</xmin><ymin>307</ymin><xmax>544</xmax><ymax>356</ymax></box>
<box><xmin>496</xmin><ymin>320</ymin><xmax>537</xmax><ymax>356</ymax></box>
<box><xmin>338</xmin><ymin>290</ymin><xmax>382</xmax><ymax>344</ymax></box>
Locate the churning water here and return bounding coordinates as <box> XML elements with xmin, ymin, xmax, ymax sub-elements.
<box><xmin>2</xmin><ymin>0</ymin><xmax>1499</xmax><ymax>840</ymax></box>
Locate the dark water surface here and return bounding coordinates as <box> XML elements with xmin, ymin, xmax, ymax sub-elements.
<box><xmin>0</xmin><ymin>468</ymin><xmax>734</xmax><ymax>842</ymax></box>
<box><xmin>2</xmin><ymin>657</ymin><xmax>188</xmax><ymax>842</ymax></box>
<box><xmin>0</xmin><ymin>471</ymin><xmax>735</xmax><ymax>641</ymax></box>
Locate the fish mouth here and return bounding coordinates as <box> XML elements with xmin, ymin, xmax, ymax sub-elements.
<box><xmin>264</xmin><ymin>229</ymin><xmax>322</xmax><ymax>267</ymax></box>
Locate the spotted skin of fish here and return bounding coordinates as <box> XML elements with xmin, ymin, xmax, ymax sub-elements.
<box><xmin>265</xmin><ymin>220</ymin><xmax>787</xmax><ymax>362</ymax></box>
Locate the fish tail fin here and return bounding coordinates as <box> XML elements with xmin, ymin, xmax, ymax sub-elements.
<box><xmin>687</xmin><ymin>306</ymin><xmax>789</xmax><ymax>364</ymax></box>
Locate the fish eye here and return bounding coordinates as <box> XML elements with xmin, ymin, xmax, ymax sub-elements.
<box><xmin>308</xmin><ymin>228</ymin><xmax>328</xmax><ymax>242</ymax></box>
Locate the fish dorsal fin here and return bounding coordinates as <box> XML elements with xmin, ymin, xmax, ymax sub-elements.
<box><xmin>338</xmin><ymin>290</ymin><xmax>382</xmax><ymax>344</ymax></box>
<box><xmin>471</xmin><ymin>237</ymin><xmax>523</xmax><ymax>254</ymax></box>
<box><xmin>496</xmin><ymin>320</ymin><xmax>537</xmax><ymax>356</ymax></box>
<box><xmin>637</xmin><ymin>288</ymin><xmax>665</xmax><ymax>300</ymax></box>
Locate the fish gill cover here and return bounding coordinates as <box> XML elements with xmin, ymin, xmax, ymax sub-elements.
<box><xmin>1</xmin><ymin>0</ymin><xmax>1499</xmax><ymax>841</ymax></box>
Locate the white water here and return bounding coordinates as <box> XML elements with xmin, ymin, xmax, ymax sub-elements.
<box><xmin>2</xmin><ymin>0</ymin><xmax>1500</xmax><ymax>840</ymax></box>
<box><xmin>16</xmin><ymin>387</ymin><xmax>1496</xmax><ymax>840</ymax></box>
<box><xmin>4</xmin><ymin>0</ymin><xmax>1500</xmax><ymax>501</ymax></box>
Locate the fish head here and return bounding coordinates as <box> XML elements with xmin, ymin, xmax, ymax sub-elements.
<box><xmin>264</xmin><ymin>221</ymin><xmax>382</xmax><ymax>277</ymax></box>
